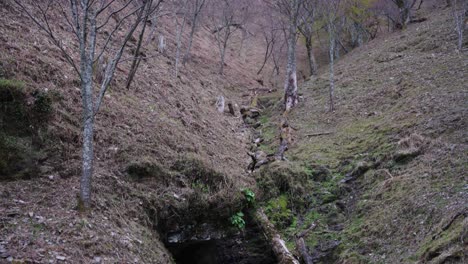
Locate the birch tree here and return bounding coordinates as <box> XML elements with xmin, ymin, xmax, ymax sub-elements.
<box><xmin>452</xmin><ymin>0</ymin><xmax>467</xmax><ymax>51</ymax></box>
<box><xmin>321</xmin><ymin>0</ymin><xmax>342</xmax><ymax>112</ymax></box>
<box><xmin>15</xmin><ymin>0</ymin><xmax>146</xmax><ymax>209</ymax></box>
<box><xmin>277</xmin><ymin>0</ymin><xmax>302</xmax><ymax>111</ymax></box>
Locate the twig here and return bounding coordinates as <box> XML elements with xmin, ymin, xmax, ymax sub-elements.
<box><xmin>296</xmin><ymin>221</ymin><xmax>318</xmax><ymax>238</ymax></box>
<box><xmin>305</xmin><ymin>131</ymin><xmax>334</xmax><ymax>137</ymax></box>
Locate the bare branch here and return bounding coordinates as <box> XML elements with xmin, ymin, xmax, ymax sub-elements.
<box><xmin>13</xmin><ymin>0</ymin><xmax>81</xmax><ymax>78</ymax></box>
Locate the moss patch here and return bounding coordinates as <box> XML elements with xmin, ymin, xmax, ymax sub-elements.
<box><xmin>0</xmin><ymin>78</ymin><xmax>53</xmax><ymax>181</ymax></box>
<box><xmin>415</xmin><ymin>215</ymin><xmax>467</xmax><ymax>262</ymax></box>
<box><xmin>171</xmin><ymin>156</ymin><xmax>227</xmax><ymax>191</ymax></box>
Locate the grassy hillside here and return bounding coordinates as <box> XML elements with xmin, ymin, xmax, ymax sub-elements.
<box><xmin>255</xmin><ymin>6</ymin><xmax>467</xmax><ymax>264</ymax></box>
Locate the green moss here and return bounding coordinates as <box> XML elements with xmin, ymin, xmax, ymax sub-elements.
<box><xmin>33</xmin><ymin>91</ymin><xmax>53</xmax><ymax>117</ymax></box>
<box><xmin>257</xmin><ymin>92</ymin><xmax>282</xmax><ymax>109</ymax></box>
<box><xmin>0</xmin><ymin>78</ymin><xmax>25</xmax><ymax>91</ymax></box>
<box><xmin>264</xmin><ymin>195</ymin><xmax>295</xmax><ymax>229</ymax></box>
<box><xmin>255</xmin><ymin>161</ymin><xmax>315</xmax><ymax>210</ymax></box>
<box><xmin>259</xmin><ymin>115</ymin><xmax>268</xmax><ymax>125</ymax></box>
<box><xmin>0</xmin><ymin>133</ymin><xmax>40</xmax><ymax>180</ymax></box>
<box><xmin>415</xmin><ymin>217</ymin><xmax>466</xmax><ymax>261</ymax></box>
<box><xmin>127</xmin><ymin>162</ymin><xmax>167</xmax><ymax>181</ymax></box>
<box><xmin>0</xmin><ymin>79</ymin><xmax>54</xmax><ymax>181</ymax></box>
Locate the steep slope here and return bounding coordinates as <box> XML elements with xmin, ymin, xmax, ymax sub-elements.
<box><xmin>255</xmin><ymin>6</ymin><xmax>467</xmax><ymax>264</ymax></box>
<box><xmin>0</xmin><ymin>1</ymin><xmax>276</xmax><ymax>263</ymax></box>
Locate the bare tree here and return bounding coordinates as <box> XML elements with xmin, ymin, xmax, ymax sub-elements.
<box><xmin>257</xmin><ymin>8</ymin><xmax>282</xmax><ymax>76</ymax></box>
<box><xmin>390</xmin><ymin>0</ymin><xmax>418</xmax><ymax>28</ymax></box>
<box><xmin>452</xmin><ymin>0</ymin><xmax>467</xmax><ymax>51</ymax></box>
<box><xmin>183</xmin><ymin>0</ymin><xmax>206</xmax><ymax>64</ymax></box>
<box><xmin>277</xmin><ymin>0</ymin><xmax>302</xmax><ymax>111</ymax></box>
<box><xmin>126</xmin><ymin>0</ymin><xmax>163</xmax><ymax>89</ymax></box>
<box><xmin>257</xmin><ymin>27</ymin><xmax>277</xmax><ymax>75</ymax></box>
<box><xmin>174</xmin><ymin>0</ymin><xmax>188</xmax><ymax>77</ymax></box>
<box><xmin>347</xmin><ymin>0</ymin><xmax>378</xmax><ymax>48</ymax></box>
<box><xmin>271</xmin><ymin>39</ymin><xmax>287</xmax><ymax>87</ymax></box>
<box><xmin>15</xmin><ymin>0</ymin><xmax>146</xmax><ymax>209</ymax></box>
<box><xmin>321</xmin><ymin>0</ymin><xmax>342</xmax><ymax>112</ymax></box>
<box><xmin>298</xmin><ymin>0</ymin><xmax>318</xmax><ymax>76</ymax></box>
<box><xmin>210</xmin><ymin>0</ymin><xmax>248</xmax><ymax>74</ymax></box>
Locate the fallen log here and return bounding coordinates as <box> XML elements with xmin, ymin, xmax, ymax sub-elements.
<box><xmin>256</xmin><ymin>209</ymin><xmax>300</xmax><ymax>264</ymax></box>
<box><xmin>295</xmin><ymin>222</ymin><xmax>317</xmax><ymax>264</ymax></box>
<box><xmin>296</xmin><ymin>237</ymin><xmax>313</xmax><ymax>264</ymax></box>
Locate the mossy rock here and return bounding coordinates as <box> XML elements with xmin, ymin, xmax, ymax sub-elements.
<box><xmin>255</xmin><ymin>161</ymin><xmax>316</xmax><ymax>212</ymax></box>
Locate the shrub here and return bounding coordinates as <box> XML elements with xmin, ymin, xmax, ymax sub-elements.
<box><xmin>242</xmin><ymin>188</ymin><xmax>255</xmax><ymax>205</ymax></box>
<box><xmin>230</xmin><ymin>211</ymin><xmax>246</xmax><ymax>229</ymax></box>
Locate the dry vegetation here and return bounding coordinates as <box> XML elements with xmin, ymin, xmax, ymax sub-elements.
<box><xmin>0</xmin><ymin>0</ymin><xmax>280</xmax><ymax>262</ymax></box>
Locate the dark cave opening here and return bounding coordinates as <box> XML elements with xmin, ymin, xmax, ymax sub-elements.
<box><xmin>164</xmin><ymin>224</ymin><xmax>276</xmax><ymax>264</ymax></box>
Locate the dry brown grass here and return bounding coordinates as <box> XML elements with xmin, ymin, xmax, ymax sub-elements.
<box><xmin>0</xmin><ymin>0</ymin><xmax>288</xmax><ymax>262</ymax></box>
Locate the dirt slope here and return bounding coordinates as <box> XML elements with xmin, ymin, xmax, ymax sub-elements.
<box><xmin>0</xmin><ymin>1</ymin><xmax>276</xmax><ymax>263</ymax></box>
<box><xmin>255</xmin><ymin>5</ymin><xmax>467</xmax><ymax>264</ymax></box>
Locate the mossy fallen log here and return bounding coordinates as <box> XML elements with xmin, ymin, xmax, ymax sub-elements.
<box><xmin>255</xmin><ymin>208</ymin><xmax>300</xmax><ymax>264</ymax></box>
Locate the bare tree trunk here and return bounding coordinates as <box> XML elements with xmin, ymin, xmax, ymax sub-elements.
<box><xmin>80</xmin><ymin>87</ymin><xmax>94</xmax><ymax>209</ymax></box>
<box><xmin>78</xmin><ymin>7</ymin><xmax>97</xmax><ymax>209</ymax></box>
<box><xmin>184</xmin><ymin>17</ymin><xmax>197</xmax><ymax>63</ymax></box>
<box><xmin>453</xmin><ymin>0</ymin><xmax>466</xmax><ymax>51</ymax></box>
<box><xmin>220</xmin><ymin>45</ymin><xmax>226</xmax><ymax>74</ymax></box>
<box><xmin>238</xmin><ymin>29</ymin><xmax>248</xmax><ymax>62</ymax></box>
<box><xmin>305</xmin><ymin>38</ymin><xmax>318</xmax><ymax>76</ymax></box>
<box><xmin>126</xmin><ymin>0</ymin><xmax>153</xmax><ymax>89</ymax></box>
<box><xmin>175</xmin><ymin>8</ymin><xmax>187</xmax><ymax>77</ymax></box>
<box><xmin>184</xmin><ymin>0</ymin><xmax>205</xmax><ymax>64</ymax></box>
<box><xmin>328</xmin><ymin>21</ymin><xmax>335</xmax><ymax>112</ymax></box>
<box><xmin>257</xmin><ymin>35</ymin><xmax>275</xmax><ymax>75</ymax></box>
<box><xmin>394</xmin><ymin>0</ymin><xmax>417</xmax><ymax>28</ymax></box>
<box><xmin>284</xmin><ymin>0</ymin><xmax>299</xmax><ymax>111</ymax></box>
<box><xmin>215</xmin><ymin>27</ymin><xmax>230</xmax><ymax>75</ymax></box>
